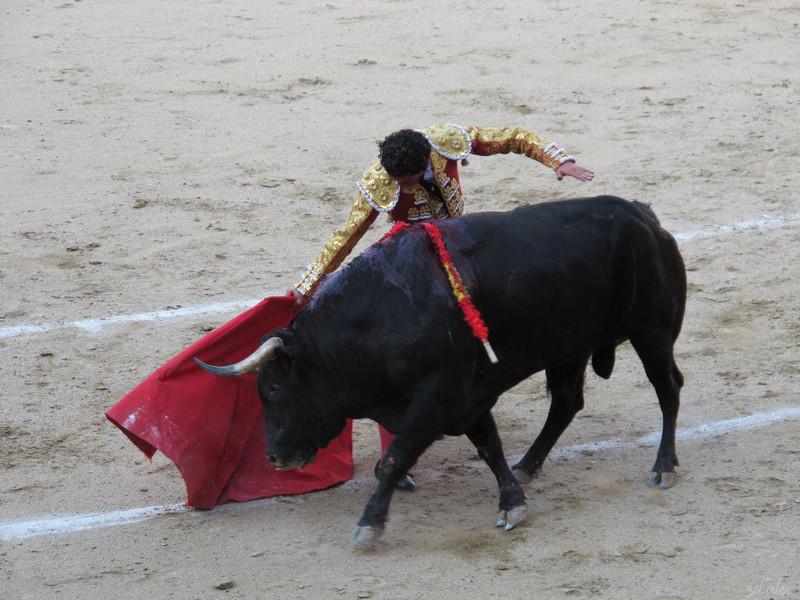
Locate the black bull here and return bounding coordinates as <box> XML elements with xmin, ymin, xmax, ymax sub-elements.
<box><xmin>197</xmin><ymin>196</ymin><xmax>687</xmax><ymax>545</ymax></box>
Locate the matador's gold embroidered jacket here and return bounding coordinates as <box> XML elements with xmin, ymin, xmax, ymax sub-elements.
<box><xmin>295</xmin><ymin>123</ymin><xmax>576</xmax><ymax>295</ymax></box>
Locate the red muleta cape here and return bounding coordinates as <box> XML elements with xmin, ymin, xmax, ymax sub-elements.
<box><xmin>105</xmin><ymin>295</ymin><xmax>354</xmax><ymax>509</ymax></box>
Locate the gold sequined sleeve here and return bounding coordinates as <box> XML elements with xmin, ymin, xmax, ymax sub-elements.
<box><xmin>466</xmin><ymin>126</ymin><xmax>575</xmax><ymax>170</ymax></box>
<box><xmin>295</xmin><ymin>193</ymin><xmax>379</xmax><ymax>296</ymax></box>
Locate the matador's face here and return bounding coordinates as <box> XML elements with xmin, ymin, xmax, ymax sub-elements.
<box><xmin>391</xmin><ymin>170</ymin><xmax>425</xmax><ymax>186</ymax></box>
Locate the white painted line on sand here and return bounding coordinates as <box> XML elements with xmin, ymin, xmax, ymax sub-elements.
<box><xmin>0</xmin><ymin>504</ymin><xmax>189</xmax><ymax>542</ymax></box>
<box><xmin>0</xmin><ymin>299</ymin><xmax>262</xmax><ymax>339</ymax></box>
<box><xmin>545</xmin><ymin>405</ymin><xmax>800</xmax><ymax>459</ymax></box>
<box><xmin>0</xmin><ymin>211</ymin><xmax>798</xmax><ymax>340</ymax></box>
<box><xmin>672</xmin><ymin>211</ymin><xmax>800</xmax><ymax>243</ymax></box>
<box><xmin>2</xmin><ymin>407</ymin><xmax>798</xmax><ymax>542</ymax></box>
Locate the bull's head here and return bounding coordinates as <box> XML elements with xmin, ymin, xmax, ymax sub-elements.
<box><xmin>195</xmin><ymin>336</ymin><xmax>343</xmax><ymax>471</ymax></box>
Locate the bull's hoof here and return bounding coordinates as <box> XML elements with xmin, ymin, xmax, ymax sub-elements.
<box><xmin>648</xmin><ymin>471</ymin><xmax>677</xmax><ymax>490</ymax></box>
<box><xmin>395</xmin><ymin>473</ymin><xmax>415</xmax><ymax>492</ymax></box>
<box><xmin>351</xmin><ymin>523</ymin><xmax>385</xmax><ymax>546</ymax></box>
<box><xmin>496</xmin><ymin>504</ymin><xmax>527</xmax><ymax>531</ymax></box>
<box><xmin>511</xmin><ymin>466</ymin><xmax>541</xmax><ymax>485</ymax></box>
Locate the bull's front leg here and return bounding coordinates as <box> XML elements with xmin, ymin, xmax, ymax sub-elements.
<box><xmin>351</xmin><ymin>429</ymin><xmax>438</xmax><ymax>545</ymax></box>
<box><xmin>466</xmin><ymin>411</ymin><xmax>527</xmax><ymax>530</ymax></box>
<box><xmin>351</xmin><ymin>478</ymin><xmax>396</xmax><ymax>545</ymax></box>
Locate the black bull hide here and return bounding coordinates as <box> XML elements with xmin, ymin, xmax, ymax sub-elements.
<box><xmin>203</xmin><ymin>195</ymin><xmax>687</xmax><ymax>544</ymax></box>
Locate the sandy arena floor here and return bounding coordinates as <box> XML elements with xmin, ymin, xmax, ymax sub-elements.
<box><xmin>2</xmin><ymin>1</ymin><xmax>799</xmax><ymax>598</ymax></box>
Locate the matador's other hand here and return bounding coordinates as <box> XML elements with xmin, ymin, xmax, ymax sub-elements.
<box><xmin>556</xmin><ymin>161</ymin><xmax>595</xmax><ymax>182</ymax></box>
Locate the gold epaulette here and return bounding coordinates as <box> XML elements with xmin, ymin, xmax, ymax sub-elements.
<box><xmin>419</xmin><ymin>123</ymin><xmax>472</xmax><ymax>160</ymax></box>
<box><xmin>357</xmin><ymin>159</ymin><xmax>400</xmax><ymax>212</ymax></box>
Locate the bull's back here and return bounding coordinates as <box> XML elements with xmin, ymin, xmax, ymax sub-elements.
<box><xmin>447</xmin><ymin>196</ymin><xmax>685</xmax><ymax>371</ymax></box>
<box><xmin>309</xmin><ymin>196</ymin><xmax>684</xmax><ymax>396</ymax></box>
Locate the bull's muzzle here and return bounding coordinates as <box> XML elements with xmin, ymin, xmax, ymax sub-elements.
<box><xmin>267</xmin><ymin>448</ymin><xmax>317</xmax><ymax>471</ymax></box>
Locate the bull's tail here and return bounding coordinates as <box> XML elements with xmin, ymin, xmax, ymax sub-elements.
<box><xmin>591</xmin><ymin>345</ymin><xmax>616</xmax><ymax>379</ymax></box>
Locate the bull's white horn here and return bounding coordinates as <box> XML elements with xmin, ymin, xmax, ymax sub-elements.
<box><xmin>194</xmin><ymin>336</ymin><xmax>284</xmax><ymax>376</ymax></box>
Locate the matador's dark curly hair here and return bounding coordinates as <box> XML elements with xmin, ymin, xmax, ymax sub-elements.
<box><xmin>378</xmin><ymin>129</ymin><xmax>431</xmax><ymax>177</ymax></box>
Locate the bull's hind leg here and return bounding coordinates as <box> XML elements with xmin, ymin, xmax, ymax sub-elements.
<box><xmin>631</xmin><ymin>337</ymin><xmax>684</xmax><ymax>490</ymax></box>
<box><xmin>512</xmin><ymin>357</ymin><xmax>589</xmax><ymax>484</ymax></box>
<box><xmin>466</xmin><ymin>411</ymin><xmax>527</xmax><ymax>530</ymax></box>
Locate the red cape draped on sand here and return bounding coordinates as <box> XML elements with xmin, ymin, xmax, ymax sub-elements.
<box><xmin>105</xmin><ymin>296</ymin><xmax>354</xmax><ymax>509</ymax></box>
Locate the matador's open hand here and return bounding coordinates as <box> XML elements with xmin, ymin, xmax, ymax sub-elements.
<box><xmin>556</xmin><ymin>161</ymin><xmax>595</xmax><ymax>182</ymax></box>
